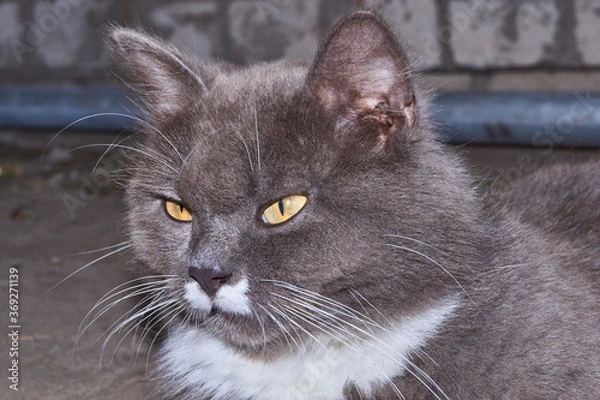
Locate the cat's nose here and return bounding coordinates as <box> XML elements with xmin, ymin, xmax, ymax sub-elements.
<box><xmin>188</xmin><ymin>267</ymin><xmax>232</xmax><ymax>298</ymax></box>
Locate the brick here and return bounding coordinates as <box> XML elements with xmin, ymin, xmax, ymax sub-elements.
<box><xmin>228</xmin><ymin>0</ymin><xmax>321</xmax><ymax>64</ymax></box>
<box><xmin>2</xmin><ymin>0</ymin><xmax>115</xmax><ymax>79</ymax></box>
<box><xmin>0</xmin><ymin>2</ymin><xmax>23</xmax><ymax>67</ymax></box>
<box><xmin>0</xmin><ymin>0</ymin><xmax>599</xmax><ymax>89</ymax></box>
<box><xmin>449</xmin><ymin>0</ymin><xmax>559</xmax><ymax>68</ymax></box>
<box><xmin>137</xmin><ymin>1</ymin><xmax>218</xmax><ymax>62</ymax></box>
<box><xmin>366</xmin><ymin>0</ymin><xmax>441</xmax><ymax>70</ymax></box>
<box><xmin>34</xmin><ymin>1</ymin><xmax>94</xmax><ymax>68</ymax></box>
<box><xmin>420</xmin><ymin>73</ymin><xmax>473</xmax><ymax>91</ymax></box>
<box><xmin>486</xmin><ymin>71</ymin><xmax>600</xmax><ymax>91</ymax></box>
<box><xmin>575</xmin><ymin>0</ymin><xmax>600</xmax><ymax>65</ymax></box>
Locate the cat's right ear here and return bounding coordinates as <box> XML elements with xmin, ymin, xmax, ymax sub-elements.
<box><xmin>108</xmin><ymin>28</ymin><xmax>209</xmax><ymax>119</ymax></box>
<box><xmin>307</xmin><ymin>12</ymin><xmax>417</xmax><ymax>152</ymax></box>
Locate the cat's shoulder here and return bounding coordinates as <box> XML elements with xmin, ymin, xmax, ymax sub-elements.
<box><xmin>490</xmin><ymin>160</ymin><xmax>600</xmax><ymax>261</ymax></box>
<box><xmin>499</xmin><ymin>160</ymin><xmax>598</xmax><ymax>219</ymax></box>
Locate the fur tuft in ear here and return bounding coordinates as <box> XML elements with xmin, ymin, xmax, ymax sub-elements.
<box><xmin>108</xmin><ymin>28</ymin><xmax>210</xmax><ymax>119</ymax></box>
<box><xmin>307</xmin><ymin>11</ymin><xmax>417</xmax><ymax>147</ymax></box>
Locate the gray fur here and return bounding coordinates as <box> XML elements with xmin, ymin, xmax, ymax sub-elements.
<box><xmin>108</xmin><ymin>11</ymin><xmax>600</xmax><ymax>399</ymax></box>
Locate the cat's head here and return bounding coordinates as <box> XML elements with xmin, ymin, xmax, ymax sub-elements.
<box><xmin>109</xmin><ymin>11</ymin><xmax>481</xmax><ymax>352</ymax></box>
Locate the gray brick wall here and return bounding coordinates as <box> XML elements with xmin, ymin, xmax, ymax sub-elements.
<box><xmin>0</xmin><ymin>0</ymin><xmax>599</xmax><ymax>88</ymax></box>
<box><xmin>0</xmin><ymin>0</ymin><xmax>121</xmax><ymax>82</ymax></box>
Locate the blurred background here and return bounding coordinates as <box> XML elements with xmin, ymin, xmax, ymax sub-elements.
<box><xmin>1</xmin><ymin>1</ymin><xmax>599</xmax><ymax>399</ymax></box>
<box><xmin>2</xmin><ymin>0</ymin><xmax>600</xmax><ymax>87</ymax></box>
<box><xmin>2</xmin><ymin>0</ymin><xmax>600</xmax><ymax>144</ymax></box>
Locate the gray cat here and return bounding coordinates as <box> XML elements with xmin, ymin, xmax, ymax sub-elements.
<box><xmin>106</xmin><ymin>11</ymin><xmax>600</xmax><ymax>400</ymax></box>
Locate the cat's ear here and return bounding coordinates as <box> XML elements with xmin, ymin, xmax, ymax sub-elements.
<box><xmin>307</xmin><ymin>12</ymin><xmax>417</xmax><ymax>148</ymax></box>
<box><xmin>108</xmin><ymin>28</ymin><xmax>209</xmax><ymax>118</ymax></box>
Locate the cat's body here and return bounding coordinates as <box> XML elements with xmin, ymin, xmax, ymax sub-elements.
<box><xmin>401</xmin><ymin>162</ymin><xmax>600</xmax><ymax>399</ymax></box>
<box><xmin>107</xmin><ymin>11</ymin><xmax>600</xmax><ymax>399</ymax></box>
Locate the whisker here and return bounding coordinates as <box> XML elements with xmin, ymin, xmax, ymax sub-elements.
<box><xmin>40</xmin><ymin>244</ymin><xmax>132</xmax><ymax>297</ymax></box>
<box><xmin>99</xmin><ymin>297</ymin><xmax>180</xmax><ymax>368</ymax></box>
<box><xmin>271</xmin><ymin>291</ymin><xmax>378</xmax><ymax>336</ymax></box>
<box><xmin>252</xmin><ymin>305</ymin><xmax>268</xmax><ymax>350</ymax></box>
<box><xmin>78</xmin><ymin>280</ymin><xmax>172</xmax><ymax>340</ymax></box>
<box><xmin>257</xmin><ymin>303</ymin><xmax>300</xmax><ymax>352</ymax></box>
<box><xmin>271</xmin><ymin>302</ymin><xmax>324</xmax><ymax>349</ymax></box>
<box><xmin>59</xmin><ymin>241</ymin><xmax>131</xmax><ymax>258</ymax></box>
<box><xmin>349</xmin><ymin>289</ymin><xmax>394</xmax><ymax>327</ymax></box>
<box><xmin>94</xmin><ymin>291</ymin><xmax>172</xmax><ymax>349</ymax></box>
<box><xmin>275</xmin><ymin>297</ymin><xmax>406</xmax><ymax>399</ymax></box>
<box><xmin>236</xmin><ymin>130</ymin><xmax>254</xmax><ymax>173</ymax></box>
<box><xmin>42</xmin><ymin>112</ymin><xmax>136</xmax><ymax>159</ymax></box>
<box><xmin>279</xmin><ymin>301</ymin><xmax>349</xmax><ymax>345</ymax></box>
<box><xmin>253</xmin><ymin>106</ymin><xmax>261</xmax><ymax>171</ymax></box>
<box><xmin>138</xmin><ymin>124</ymin><xmax>185</xmax><ymax>165</ymax></box>
<box><xmin>76</xmin><ymin>275</ymin><xmax>176</xmax><ymax>362</ymax></box>
<box><xmin>266</xmin><ymin>280</ymin><xmax>382</xmax><ymax>329</ymax></box>
<box><xmin>47</xmin><ymin>143</ymin><xmax>179</xmax><ymax>173</ymax></box>
<box><xmin>301</xmin><ymin>307</ymin><xmax>435</xmax><ymax>399</ymax></box>
<box><xmin>481</xmin><ymin>263</ymin><xmax>530</xmax><ymax>274</ymax></box>
<box><xmin>271</xmin><ymin>282</ymin><xmax>449</xmax><ymax>400</ymax></box>
<box><xmin>108</xmin><ymin>299</ymin><xmax>181</xmax><ymax>370</ymax></box>
<box><xmin>385</xmin><ymin>243</ymin><xmax>472</xmax><ymax>302</ymax></box>
<box><xmin>133</xmin><ymin>287</ymin><xmax>182</xmax><ymax>353</ymax></box>
<box><xmin>384</xmin><ymin>234</ymin><xmax>456</xmax><ymax>261</ymax></box>
<box><xmin>91</xmin><ymin>132</ymin><xmax>130</xmax><ymax>175</ymax></box>
<box><xmin>276</xmin><ymin>294</ymin><xmax>382</xmax><ymax>346</ymax></box>
<box><xmin>180</xmin><ymin>140</ymin><xmax>205</xmax><ymax>175</ymax></box>
<box><xmin>143</xmin><ymin>303</ymin><xmax>186</xmax><ymax>371</ymax></box>
<box><xmin>75</xmin><ymin>280</ymin><xmax>159</xmax><ymax>357</ymax></box>
<box><xmin>43</xmin><ymin>112</ymin><xmax>185</xmax><ymax>165</ymax></box>
<box><xmin>90</xmin><ymin>275</ymin><xmax>176</xmax><ymax>308</ymax></box>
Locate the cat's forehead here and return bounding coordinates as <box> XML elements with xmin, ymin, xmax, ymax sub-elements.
<box><xmin>208</xmin><ymin>61</ymin><xmax>306</xmax><ymax>106</ymax></box>
<box><xmin>177</xmin><ymin>63</ymin><xmax>324</xmax><ymax>209</ymax></box>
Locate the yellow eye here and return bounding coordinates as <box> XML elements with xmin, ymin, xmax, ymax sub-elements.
<box><xmin>164</xmin><ymin>200</ymin><xmax>193</xmax><ymax>222</ymax></box>
<box><xmin>261</xmin><ymin>195</ymin><xmax>308</xmax><ymax>225</ymax></box>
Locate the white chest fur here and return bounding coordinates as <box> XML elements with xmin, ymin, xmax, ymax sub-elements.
<box><xmin>157</xmin><ymin>299</ymin><xmax>458</xmax><ymax>400</ymax></box>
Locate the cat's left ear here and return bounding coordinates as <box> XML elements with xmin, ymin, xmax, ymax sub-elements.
<box><xmin>307</xmin><ymin>12</ymin><xmax>417</xmax><ymax>149</ymax></box>
<box><xmin>108</xmin><ymin>27</ymin><xmax>211</xmax><ymax>120</ymax></box>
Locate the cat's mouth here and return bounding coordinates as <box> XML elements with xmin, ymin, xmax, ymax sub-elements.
<box><xmin>179</xmin><ymin>278</ymin><xmax>286</xmax><ymax>350</ymax></box>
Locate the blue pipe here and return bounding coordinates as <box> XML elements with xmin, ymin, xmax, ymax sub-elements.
<box><xmin>434</xmin><ymin>92</ymin><xmax>600</xmax><ymax>148</ymax></box>
<box><xmin>0</xmin><ymin>86</ymin><xmax>133</xmax><ymax>132</ymax></box>
<box><xmin>1</xmin><ymin>86</ymin><xmax>600</xmax><ymax>147</ymax></box>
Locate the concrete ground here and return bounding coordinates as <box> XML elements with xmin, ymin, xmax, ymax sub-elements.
<box><xmin>1</xmin><ymin>130</ymin><xmax>599</xmax><ymax>400</ymax></box>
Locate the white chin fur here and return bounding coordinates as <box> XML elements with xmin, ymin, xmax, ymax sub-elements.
<box><xmin>184</xmin><ymin>278</ymin><xmax>252</xmax><ymax>317</ymax></box>
<box><xmin>157</xmin><ymin>297</ymin><xmax>459</xmax><ymax>400</ymax></box>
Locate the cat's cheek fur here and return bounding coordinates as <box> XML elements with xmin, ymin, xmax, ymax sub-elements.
<box><xmin>214</xmin><ymin>278</ymin><xmax>252</xmax><ymax>315</ymax></box>
<box><xmin>183</xmin><ymin>282</ymin><xmax>211</xmax><ymax>315</ymax></box>
<box><xmin>183</xmin><ymin>278</ymin><xmax>252</xmax><ymax>316</ymax></box>
<box><xmin>156</xmin><ymin>297</ymin><xmax>459</xmax><ymax>400</ymax></box>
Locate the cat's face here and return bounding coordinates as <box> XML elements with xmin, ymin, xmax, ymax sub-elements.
<box><xmin>110</xmin><ymin>12</ymin><xmax>480</xmax><ymax>353</ymax></box>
